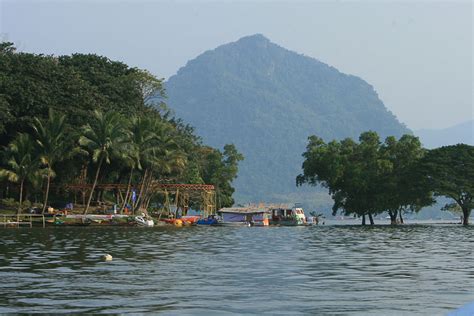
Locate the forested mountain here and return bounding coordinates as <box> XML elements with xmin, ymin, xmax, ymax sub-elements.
<box><xmin>415</xmin><ymin>120</ymin><xmax>473</xmax><ymax>149</ymax></box>
<box><xmin>165</xmin><ymin>34</ymin><xmax>410</xmax><ymax>204</ymax></box>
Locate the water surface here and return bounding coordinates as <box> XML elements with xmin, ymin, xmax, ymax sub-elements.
<box><xmin>1</xmin><ymin>224</ymin><xmax>473</xmax><ymax>315</ymax></box>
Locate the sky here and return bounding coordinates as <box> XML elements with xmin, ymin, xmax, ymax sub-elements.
<box><xmin>1</xmin><ymin>0</ymin><xmax>472</xmax><ymax>130</ymax></box>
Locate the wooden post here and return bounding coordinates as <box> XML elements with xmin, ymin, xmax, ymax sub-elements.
<box><xmin>175</xmin><ymin>189</ymin><xmax>179</xmax><ymax>218</ymax></box>
<box><xmin>42</xmin><ymin>215</ymin><xmax>45</xmax><ymax>228</ymax></box>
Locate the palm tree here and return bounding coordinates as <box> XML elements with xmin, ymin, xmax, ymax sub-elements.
<box><xmin>79</xmin><ymin>110</ymin><xmax>127</xmax><ymax>214</ymax></box>
<box><xmin>32</xmin><ymin>109</ymin><xmax>68</xmax><ymax>213</ymax></box>
<box><xmin>152</xmin><ymin>121</ymin><xmax>187</xmax><ymax>177</ymax></box>
<box><xmin>135</xmin><ymin>121</ymin><xmax>186</xmax><ymax>212</ymax></box>
<box><xmin>0</xmin><ymin>133</ymin><xmax>43</xmax><ymax>214</ymax></box>
<box><xmin>119</xmin><ymin>116</ymin><xmax>160</xmax><ymax>212</ymax></box>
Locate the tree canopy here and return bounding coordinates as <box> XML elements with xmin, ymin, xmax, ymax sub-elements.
<box><xmin>297</xmin><ymin>131</ymin><xmax>434</xmax><ymax>224</ymax></box>
<box><xmin>0</xmin><ymin>42</ymin><xmax>243</xmax><ymax>212</ymax></box>
<box><xmin>419</xmin><ymin>144</ymin><xmax>474</xmax><ymax>225</ymax></box>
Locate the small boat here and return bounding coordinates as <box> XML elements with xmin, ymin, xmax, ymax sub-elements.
<box><xmin>53</xmin><ymin>217</ymin><xmax>92</xmax><ymax>226</ymax></box>
<box><xmin>196</xmin><ymin>215</ymin><xmax>221</xmax><ymax>226</ymax></box>
<box><xmin>135</xmin><ymin>216</ymin><xmax>154</xmax><ymax>227</ymax></box>
<box><xmin>180</xmin><ymin>215</ymin><xmax>201</xmax><ymax>225</ymax></box>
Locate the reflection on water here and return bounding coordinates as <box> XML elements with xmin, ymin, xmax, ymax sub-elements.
<box><xmin>1</xmin><ymin>224</ymin><xmax>473</xmax><ymax>314</ymax></box>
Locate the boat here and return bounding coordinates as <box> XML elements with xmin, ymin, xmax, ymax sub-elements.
<box><xmin>267</xmin><ymin>207</ymin><xmax>306</xmax><ymax>226</ymax></box>
<box><xmin>53</xmin><ymin>217</ymin><xmax>92</xmax><ymax>226</ymax></box>
<box><xmin>180</xmin><ymin>215</ymin><xmax>201</xmax><ymax>225</ymax></box>
<box><xmin>160</xmin><ymin>216</ymin><xmax>199</xmax><ymax>227</ymax></box>
<box><xmin>196</xmin><ymin>215</ymin><xmax>221</xmax><ymax>226</ymax></box>
<box><xmin>217</xmin><ymin>207</ymin><xmax>268</xmax><ymax>226</ymax></box>
<box><xmin>135</xmin><ymin>216</ymin><xmax>154</xmax><ymax>227</ymax></box>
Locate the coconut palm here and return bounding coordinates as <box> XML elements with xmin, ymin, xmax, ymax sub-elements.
<box><xmin>79</xmin><ymin>110</ymin><xmax>127</xmax><ymax>214</ymax></box>
<box><xmin>119</xmin><ymin>116</ymin><xmax>161</xmax><ymax>212</ymax></box>
<box><xmin>153</xmin><ymin>122</ymin><xmax>187</xmax><ymax>177</ymax></box>
<box><xmin>32</xmin><ymin>109</ymin><xmax>68</xmax><ymax>213</ymax></box>
<box><xmin>135</xmin><ymin>121</ymin><xmax>186</xmax><ymax>212</ymax></box>
<box><xmin>0</xmin><ymin>133</ymin><xmax>44</xmax><ymax>214</ymax></box>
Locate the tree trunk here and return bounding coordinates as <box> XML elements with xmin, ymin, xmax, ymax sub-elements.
<box><xmin>41</xmin><ymin>166</ymin><xmax>52</xmax><ymax>214</ymax></box>
<box><xmin>389</xmin><ymin>210</ymin><xmax>398</xmax><ymax>225</ymax></box>
<box><xmin>134</xmin><ymin>169</ymin><xmax>148</xmax><ymax>213</ymax></box>
<box><xmin>17</xmin><ymin>178</ymin><xmax>24</xmax><ymax>215</ymax></box>
<box><xmin>368</xmin><ymin>213</ymin><xmax>374</xmax><ymax>225</ymax></box>
<box><xmin>462</xmin><ymin>207</ymin><xmax>470</xmax><ymax>226</ymax></box>
<box><xmin>84</xmin><ymin>156</ymin><xmax>104</xmax><ymax>215</ymax></box>
<box><xmin>399</xmin><ymin>211</ymin><xmax>404</xmax><ymax>224</ymax></box>
<box><xmin>121</xmin><ymin>167</ymin><xmax>134</xmax><ymax>213</ymax></box>
<box><xmin>362</xmin><ymin>214</ymin><xmax>366</xmax><ymax>226</ymax></box>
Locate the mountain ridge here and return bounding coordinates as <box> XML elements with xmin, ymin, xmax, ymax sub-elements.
<box><xmin>164</xmin><ymin>34</ymin><xmax>410</xmax><ymax>205</ymax></box>
<box><xmin>415</xmin><ymin>120</ymin><xmax>474</xmax><ymax>149</ymax></box>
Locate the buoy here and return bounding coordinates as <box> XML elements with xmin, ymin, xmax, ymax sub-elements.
<box><xmin>102</xmin><ymin>254</ymin><xmax>113</xmax><ymax>261</ymax></box>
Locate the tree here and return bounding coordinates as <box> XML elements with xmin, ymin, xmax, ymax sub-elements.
<box><xmin>32</xmin><ymin>109</ymin><xmax>68</xmax><ymax>213</ymax></box>
<box><xmin>297</xmin><ymin>133</ymin><xmax>382</xmax><ymax>225</ymax></box>
<box><xmin>79</xmin><ymin>110</ymin><xmax>127</xmax><ymax>214</ymax></box>
<box><xmin>420</xmin><ymin>144</ymin><xmax>474</xmax><ymax>225</ymax></box>
<box><xmin>0</xmin><ymin>43</ymin><xmax>243</xmax><ymax>213</ymax></box>
<box><xmin>130</xmin><ymin>68</ymin><xmax>166</xmax><ymax>104</ymax></box>
<box><xmin>133</xmin><ymin>119</ymin><xmax>188</xmax><ymax>213</ymax></box>
<box><xmin>120</xmin><ymin>115</ymin><xmax>165</xmax><ymax>213</ymax></box>
<box><xmin>379</xmin><ymin>135</ymin><xmax>434</xmax><ymax>224</ymax></box>
<box><xmin>0</xmin><ymin>133</ymin><xmax>43</xmax><ymax>214</ymax></box>
<box><xmin>197</xmin><ymin>144</ymin><xmax>243</xmax><ymax>208</ymax></box>
<box><xmin>297</xmin><ymin>132</ymin><xmax>429</xmax><ymax>225</ymax></box>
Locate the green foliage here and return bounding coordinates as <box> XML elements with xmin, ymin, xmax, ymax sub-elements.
<box><xmin>0</xmin><ymin>133</ymin><xmax>45</xmax><ymax>213</ymax></box>
<box><xmin>0</xmin><ymin>42</ymin><xmax>243</xmax><ymax>211</ymax></box>
<box><xmin>419</xmin><ymin>144</ymin><xmax>474</xmax><ymax>225</ymax></box>
<box><xmin>32</xmin><ymin>109</ymin><xmax>71</xmax><ymax>212</ymax></box>
<box><xmin>193</xmin><ymin>144</ymin><xmax>244</xmax><ymax>208</ymax></box>
<box><xmin>0</xmin><ymin>46</ymin><xmax>166</xmax><ymax>148</ymax></box>
<box><xmin>32</xmin><ymin>109</ymin><xmax>69</xmax><ymax>168</ymax></box>
<box><xmin>79</xmin><ymin>110</ymin><xmax>128</xmax><ymax>165</ymax></box>
<box><xmin>0</xmin><ymin>133</ymin><xmax>43</xmax><ymax>184</ymax></box>
<box><xmin>378</xmin><ymin>135</ymin><xmax>434</xmax><ymax>220</ymax></box>
<box><xmin>298</xmin><ymin>131</ymin><xmax>433</xmax><ymax>224</ymax></box>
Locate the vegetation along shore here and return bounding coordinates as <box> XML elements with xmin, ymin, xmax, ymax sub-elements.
<box><xmin>0</xmin><ymin>42</ymin><xmax>243</xmax><ymax>221</ymax></box>
<box><xmin>1</xmin><ymin>41</ymin><xmax>472</xmax><ymax>226</ymax></box>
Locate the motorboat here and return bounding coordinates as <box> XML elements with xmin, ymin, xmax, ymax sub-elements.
<box><xmin>135</xmin><ymin>216</ymin><xmax>154</xmax><ymax>227</ymax></box>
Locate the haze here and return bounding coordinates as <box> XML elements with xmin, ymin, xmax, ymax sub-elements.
<box><xmin>1</xmin><ymin>0</ymin><xmax>472</xmax><ymax>130</ymax></box>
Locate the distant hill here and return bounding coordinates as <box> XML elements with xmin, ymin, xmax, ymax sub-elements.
<box><xmin>415</xmin><ymin>120</ymin><xmax>474</xmax><ymax>149</ymax></box>
<box><xmin>164</xmin><ymin>34</ymin><xmax>410</xmax><ymax>205</ymax></box>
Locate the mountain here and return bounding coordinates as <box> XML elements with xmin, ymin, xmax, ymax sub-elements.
<box><xmin>165</xmin><ymin>34</ymin><xmax>410</xmax><ymax>205</ymax></box>
<box><xmin>415</xmin><ymin>120</ymin><xmax>474</xmax><ymax>149</ymax></box>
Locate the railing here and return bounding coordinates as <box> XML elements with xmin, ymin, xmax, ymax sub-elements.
<box><xmin>0</xmin><ymin>214</ymin><xmax>50</xmax><ymax>228</ymax></box>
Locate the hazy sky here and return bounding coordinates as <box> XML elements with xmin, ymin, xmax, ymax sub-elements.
<box><xmin>1</xmin><ymin>0</ymin><xmax>472</xmax><ymax>130</ymax></box>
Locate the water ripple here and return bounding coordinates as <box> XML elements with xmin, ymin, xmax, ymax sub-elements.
<box><xmin>1</xmin><ymin>224</ymin><xmax>473</xmax><ymax>314</ymax></box>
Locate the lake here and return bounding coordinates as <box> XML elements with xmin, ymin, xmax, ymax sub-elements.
<box><xmin>1</xmin><ymin>223</ymin><xmax>473</xmax><ymax>315</ymax></box>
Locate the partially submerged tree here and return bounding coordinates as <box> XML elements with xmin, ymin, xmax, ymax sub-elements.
<box><xmin>297</xmin><ymin>132</ymin><xmax>432</xmax><ymax>225</ymax></box>
<box><xmin>420</xmin><ymin>144</ymin><xmax>474</xmax><ymax>225</ymax></box>
<box><xmin>379</xmin><ymin>135</ymin><xmax>434</xmax><ymax>224</ymax></box>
